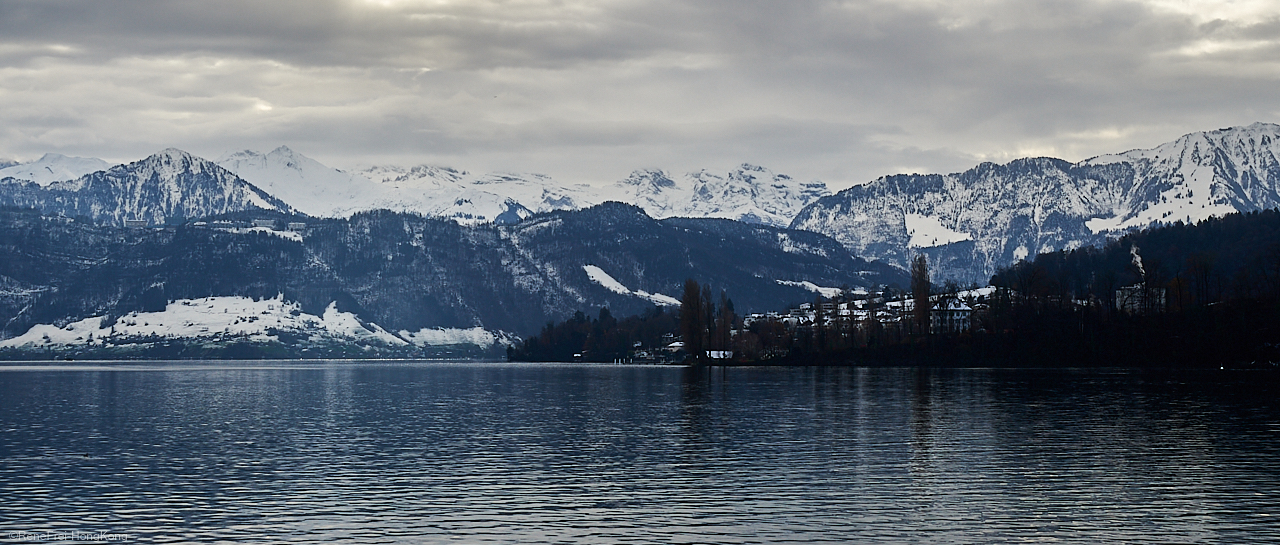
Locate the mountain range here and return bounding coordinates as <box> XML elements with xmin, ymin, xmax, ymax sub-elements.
<box><xmin>0</xmin><ymin>204</ymin><xmax>900</xmax><ymax>357</ymax></box>
<box><xmin>0</xmin><ymin>120</ymin><xmax>1277</xmax><ymax>318</ymax></box>
<box><xmin>791</xmin><ymin>122</ymin><xmax>1280</xmax><ymax>282</ymax></box>
<box><xmin>0</xmin><ymin>145</ymin><xmax>832</xmax><ymax>229</ymax></box>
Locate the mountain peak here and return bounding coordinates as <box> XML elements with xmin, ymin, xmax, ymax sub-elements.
<box><xmin>793</xmin><ymin>120</ymin><xmax>1280</xmax><ymax>283</ymax></box>
<box><xmin>620</xmin><ymin>169</ymin><xmax>677</xmax><ymax>190</ymax></box>
<box><xmin>149</xmin><ymin>148</ymin><xmax>200</xmax><ymax>163</ymax></box>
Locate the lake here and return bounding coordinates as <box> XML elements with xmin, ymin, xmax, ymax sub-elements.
<box><xmin>1</xmin><ymin>362</ymin><xmax>1278</xmax><ymax>543</ymax></box>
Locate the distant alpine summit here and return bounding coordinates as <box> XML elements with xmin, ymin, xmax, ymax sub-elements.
<box><xmin>791</xmin><ymin>122</ymin><xmax>1280</xmax><ymax>282</ymax></box>
<box><xmin>0</xmin><ymin>153</ymin><xmax>110</xmax><ymax>186</ymax></box>
<box><xmin>611</xmin><ymin>165</ymin><xmax>829</xmax><ymax>228</ymax></box>
<box><xmin>217</xmin><ymin>148</ymin><xmax>831</xmax><ymax>228</ymax></box>
<box><xmin>0</xmin><ymin>145</ymin><xmax>832</xmax><ymax>229</ymax></box>
<box><xmin>217</xmin><ymin>147</ymin><xmax>589</xmax><ymax>224</ymax></box>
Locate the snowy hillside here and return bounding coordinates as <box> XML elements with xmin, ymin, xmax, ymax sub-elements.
<box><xmin>0</xmin><ymin>153</ymin><xmax>111</xmax><ymax>186</ymax></box>
<box><xmin>1084</xmin><ymin>122</ymin><xmax>1280</xmax><ymax>232</ymax></box>
<box><xmin>791</xmin><ymin>122</ymin><xmax>1280</xmax><ymax>283</ymax></box>
<box><xmin>0</xmin><ymin>295</ymin><xmax>516</xmax><ymax>356</ymax></box>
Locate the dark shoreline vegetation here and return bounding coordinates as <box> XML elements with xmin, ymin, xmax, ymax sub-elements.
<box><xmin>509</xmin><ymin>209</ymin><xmax>1280</xmax><ymax>369</ymax></box>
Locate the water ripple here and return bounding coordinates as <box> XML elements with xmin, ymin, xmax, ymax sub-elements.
<box><xmin>1</xmin><ymin>364</ymin><xmax>1278</xmax><ymax>543</ymax></box>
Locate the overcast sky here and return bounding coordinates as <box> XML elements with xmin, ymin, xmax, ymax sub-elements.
<box><xmin>2</xmin><ymin>0</ymin><xmax>1278</xmax><ymax>189</ymax></box>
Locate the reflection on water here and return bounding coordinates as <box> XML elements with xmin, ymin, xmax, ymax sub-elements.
<box><xmin>1</xmin><ymin>363</ymin><xmax>1278</xmax><ymax>543</ymax></box>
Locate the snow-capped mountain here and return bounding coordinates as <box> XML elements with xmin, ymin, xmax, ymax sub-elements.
<box><xmin>609</xmin><ymin>164</ymin><xmax>830</xmax><ymax>228</ymax></box>
<box><xmin>790</xmin><ymin>122</ymin><xmax>1280</xmax><ymax>283</ymax></box>
<box><xmin>1082</xmin><ymin>123</ymin><xmax>1280</xmax><ymax>232</ymax></box>
<box><xmin>356</xmin><ymin>165</ymin><xmax>600</xmax><ymax>224</ymax></box>
<box><xmin>0</xmin><ymin>153</ymin><xmax>111</xmax><ymax>186</ymax></box>
<box><xmin>0</xmin><ymin>149</ymin><xmax>290</xmax><ymax>226</ymax></box>
<box><xmin>216</xmin><ymin>146</ymin><xmax>393</xmax><ymax>217</ymax></box>
<box><xmin>218</xmin><ymin>147</ymin><xmax>600</xmax><ymax>224</ymax></box>
<box><xmin>218</xmin><ymin>147</ymin><xmax>827</xmax><ymax>227</ymax></box>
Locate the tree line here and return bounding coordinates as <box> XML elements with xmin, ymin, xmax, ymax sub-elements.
<box><xmin>510</xmin><ymin>209</ymin><xmax>1280</xmax><ymax>368</ymax></box>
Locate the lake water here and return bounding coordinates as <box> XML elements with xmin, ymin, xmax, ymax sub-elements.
<box><xmin>1</xmin><ymin>362</ymin><xmax>1278</xmax><ymax>543</ymax></box>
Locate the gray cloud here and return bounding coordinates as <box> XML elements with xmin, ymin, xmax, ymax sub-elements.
<box><xmin>1</xmin><ymin>0</ymin><xmax>1279</xmax><ymax>188</ymax></box>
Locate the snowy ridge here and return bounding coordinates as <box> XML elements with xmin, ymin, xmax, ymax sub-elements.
<box><xmin>0</xmin><ymin>295</ymin><xmax>514</xmax><ymax>351</ymax></box>
<box><xmin>582</xmin><ymin>265</ymin><xmax>681</xmax><ymax>306</ymax></box>
<box><xmin>0</xmin><ymin>154</ymin><xmax>111</xmax><ymax>186</ymax></box>
<box><xmin>220</xmin><ymin>148</ymin><xmax>828</xmax><ymax>227</ymax></box>
<box><xmin>608</xmin><ymin>165</ymin><xmax>830</xmax><ymax>228</ymax></box>
<box><xmin>219</xmin><ymin>148</ymin><xmax>599</xmax><ymax>224</ymax></box>
<box><xmin>791</xmin><ymin>122</ymin><xmax>1280</xmax><ymax>282</ymax></box>
<box><xmin>1082</xmin><ymin>122</ymin><xmax>1280</xmax><ymax>232</ymax></box>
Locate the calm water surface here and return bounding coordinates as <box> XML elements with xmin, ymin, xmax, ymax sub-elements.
<box><xmin>1</xmin><ymin>362</ymin><xmax>1278</xmax><ymax>543</ymax></box>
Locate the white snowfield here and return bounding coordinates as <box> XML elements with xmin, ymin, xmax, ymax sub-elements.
<box><xmin>582</xmin><ymin>265</ymin><xmax>682</xmax><ymax>306</ymax></box>
<box><xmin>776</xmin><ymin>280</ymin><xmax>843</xmax><ymax>298</ymax></box>
<box><xmin>221</xmin><ymin>226</ymin><xmax>303</xmax><ymax>242</ymax></box>
<box><xmin>399</xmin><ymin>327</ymin><xmax>518</xmax><ymax>348</ymax></box>
<box><xmin>904</xmin><ymin>213</ymin><xmax>974</xmax><ymax>248</ymax></box>
<box><xmin>0</xmin><ymin>295</ymin><xmax>512</xmax><ymax>350</ymax></box>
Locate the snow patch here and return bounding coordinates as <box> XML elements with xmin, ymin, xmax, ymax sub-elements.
<box><xmin>582</xmin><ymin>265</ymin><xmax>681</xmax><ymax>306</ymax></box>
<box><xmin>776</xmin><ymin>233</ymin><xmax>828</xmax><ymax>256</ymax></box>
<box><xmin>776</xmin><ymin>280</ymin><xmax>843</xmax><ymax>298</ymax></box>
<box><xmin>399</xmin><ymin>327</ymin><xmax>518</xmax><ymax>348</ymax></box>
<box><xmin>583</xmin><ymin>264</ymin><xmax>631</xmax><ymax>295</ymax></box>
<box><xmin>904</xmin><ymin>213</ymin><xmax>973</xmax><ymax>248</ymax></box>
<box><xmin>220</xmin><ymin>226</ymin><xmax>302</xmax><ymax>242</ymax></box>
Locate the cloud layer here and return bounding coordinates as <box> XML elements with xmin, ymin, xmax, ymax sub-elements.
<box><xmin>2</xmin><ymin>0</ymin><xmax>1279</xmax><ymax>188</ymax></box>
